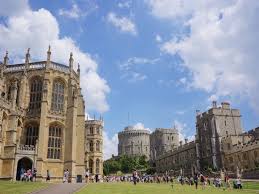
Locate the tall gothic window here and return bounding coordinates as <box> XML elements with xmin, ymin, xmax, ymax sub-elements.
<box><xmin>89</xmin><ymin>127</ymin><xmax>94</xmax><ymax>135</ymax></box>
<box><xmin>90</xmin><ymin>141</ymin><xmax>94</xmax><ymax>152</ymax></box>
<box><xmin>96</xmin><ymin>159</ymin><xmax>100</xmax><ymax>174</ymax></box>
<box><xmin>96</xmin><ymin>141</ymin><xmax>100</xmax><ymax>152</ymax></box>
<box><xmin>89</xmin><ymin>159</ymin><xmax>93</xmax><ymax>173</ymax></box>
<box><xmin>47</xmin><ymin>125</ymin><xmax>62</xmax><ymax>159</ymax></box>
<box><xmin>51</xmin><ymin>81</ymin><xmax>64</xmax><ymax>112</ymax></box>
<box><xmin>29</xmin><ymin>78</ymin><xmax>42</xmax><ymax>112</ymax></box>
<box><xmin>25</xmin><ymin>125</ymin><xmax>39</xmax><ymax>146</ymax></box>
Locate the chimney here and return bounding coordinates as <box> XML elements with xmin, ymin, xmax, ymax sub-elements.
<box><xmin>212</xmin><ymin>101</ymin><xmax>217</xmax><ymax>108</ymax></box>
<box><xmin>185</xmin><ymin>138</ymin><xmax>188</xmax><ymax>144</ymax></box>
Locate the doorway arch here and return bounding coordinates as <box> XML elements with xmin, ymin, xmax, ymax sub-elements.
<box><xmin>16</xmin><ymin>157</ymin><xmax>33</xmax><ymax>180</ymax></box>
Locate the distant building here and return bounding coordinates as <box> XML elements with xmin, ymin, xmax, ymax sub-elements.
<box><xmin>196</xmin><ymin>101</ymin><xmax>243</xmax><ymax>170</ymax></box>
<box><xmin>85</xmin><ymin>119</ymin><xmax>104</xmax><ymax>175</ymax></box>
<box><xmin>150</xmin><ymin>128</ymin><xmax>179</xmax><ymax>164</ymax></box>
<box><xmin>155</xmin><ymin>102</ymin><xmax>259</xmax><ymax>178</ymax></box>
<box><xmin>118</xmin><ymin>126</ymin><xmax>150</xmax><ymax>160</ymax></box>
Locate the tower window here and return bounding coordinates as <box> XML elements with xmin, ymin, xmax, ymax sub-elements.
<box><xmin>29</xmin><ymin>78</ymin><xmax>42</xmax><ymax>112</ymax></box>
<box><xmin>96</xmin><ymin>159</ymin><xmax>100</xmax><ymax>174</ymax></box>
<box><xmin>51</xmin><ymin>81</ymin><xmax>64</xmax><ymax>112</ymax></box>
<box><xmin>47</xmin><ymin>125</ymin><xmax>62</xmax><ymax>159</ymax></box>
<box><xmin>25</xmin><ymin>125</ymin><xmax>39</xmax><ymax>146</ymax></box>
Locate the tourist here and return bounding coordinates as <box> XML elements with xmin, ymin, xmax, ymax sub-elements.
<box><xmin>95</xmin><ymin>174</ymin><xmax>99</xmax><ymax>183</ymax></box>
<box><xmin>65</xmin><ymin>169</ymin><xmax>69</xmax><ymax>183</ymax></box>
<box><xmin>194</xmin><ymin>173</ymin><xmax>198</xmax><ymax>189</ymax></box>
<box><xmin>85</xmin><ymin>169</ymin><xmax>89</xmax><ymax>183</ymax></box>
<box><xmin>33</xmin><ymin>168</ymin><xmax>37</xmax><ymax>182</ymax></box>
<box><xmin>132</xmin><ymin>169</ymin><xmax>138</xmax><ymax>185</ymax></box>
<box><xmin>20</xmin><ymin>168</ymin><xmax>25</xmax><ymax>181</ymax></box>
<box><xmin>200</xmin><ymin>173</ymin><xmax>205</xmax><ymax>189</ymax></box>
<box><xmin>27</xmin><ymin>169</ymin><xmax>32</xmax><ymax>181</ymax></box>
<box><xmin>236</xmin><ymin>177</ymin><xmax>242</xmax><ymax>189</ymax></box>
<box><xmin>46</xmin><ymin>170</ymin><xmax>50</xmax><ymax>182</ymax></box>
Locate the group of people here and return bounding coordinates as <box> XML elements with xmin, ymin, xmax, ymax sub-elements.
<box><xmin>19</xmin><ymin>168</ymin><xmax>37</xmax><ymax>181</ymax></box>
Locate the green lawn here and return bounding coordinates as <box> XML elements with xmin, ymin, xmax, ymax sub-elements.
<box><xmin>0</xmin><ymin>181</ymin><xmax>49</xmax><ymax>194</ymax></box>
<box><xmin>243</xmin><ymin>182</ymin><xmax>259</xmax><ymax>190</ymax></box>
<box><xmin>77</xmin><ymin>182</ymin><xmax>259</xmax><ymax>194</ymax></box>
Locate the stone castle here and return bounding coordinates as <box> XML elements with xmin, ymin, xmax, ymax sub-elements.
<box><xmin>118</xmin><ymin>126</ymin><xmax>179</xmax><ymax>163</ymax></box>
<box><xmin>118</xmin><ymin>102</ymin><xmax>259</xmax><ymax>178</ymax></box>
<box><xmin>0</xmin><ymin>48</ymin><xmax>103</xmax><ymax>181</ymax></box>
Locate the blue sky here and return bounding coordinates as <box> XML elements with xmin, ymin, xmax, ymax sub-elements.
<box><xmin>1</xmin><ymin>0</ymin><xmax>259</xmax><ymax>159</ymax></box>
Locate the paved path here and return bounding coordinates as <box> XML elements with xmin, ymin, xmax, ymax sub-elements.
<box><xmin>30</xmin><ymin>183</ymin><xmax>86</xmax><ymax>194</ymax></box>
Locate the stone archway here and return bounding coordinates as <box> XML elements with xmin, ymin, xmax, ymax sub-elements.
<box><xmin>16</xmin><ymin>157</ymin><xmax>33</xmax><ymax>181</ymax></box>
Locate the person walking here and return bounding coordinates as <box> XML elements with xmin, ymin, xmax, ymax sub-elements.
<box><xmin>194</xmin><ymin>173</ymin><xmax>198</xmax><ymax>189</ymax></box>
<box><xmin>46</xmin><ymin>170</ymin><xmax>50</xmax><ymax>182</ymax></box>
<box><xmin>132</xmin><ymin>170</ymin><xmax>138</xmax><ymax>185</ymax></box>
<box><xmin>33</xmin><ymin>168</ymin><xmax>37</xmax><ymax>182</ymax></box>
<box><xmin>200</xmin><ymin>173</ymin><xmax>205</xmax><ymax>189</ymax></box>
<box><xmin>85</xmin><ymin>169</ymin><xmax>89</xmax><ymax>183</ymax></box>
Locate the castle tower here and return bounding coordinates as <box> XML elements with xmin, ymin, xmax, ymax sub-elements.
<box><xmin>85</xmin><ymin>118</ymin><xmax>103</xmax><ymax>175</ymax></box>
<box><xmin>118</xmin><ymin>126</ymin><xmax>150</xmax><ymax>160</ymax></box>
<box><xmin>150</xmin><ymin>127</ymin><xmax>179</xmax><ymax>164</ymax></box>
<box><xmin>196</xmin><ymin>101</ymin><xmax>243</xmax><ymax>170</ymax></box>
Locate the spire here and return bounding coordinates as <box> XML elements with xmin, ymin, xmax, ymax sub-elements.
<box><xmin>69</xmin><ymin>52</ymin><xmax>74</xmax><ymax>72</ymax></box>
<box><xmin>25</xmin><ymin>48</ymin><xmax>30</xmax><ymax>64</ymax></box>
<box><xmin>3</xmin><ymin>51</ymin><xmax>8</xmax><ymax>66</ymax></box>
<box><xmin>77</xmin><ymin>63</ymin><xmax>80</xmax><ymax>74</ymax></box>
<box><xmin>47</xmin><ymin>45</ymin><xmax>51</xmax><ymax>62</ymax></box>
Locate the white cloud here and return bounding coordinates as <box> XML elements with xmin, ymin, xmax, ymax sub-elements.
<box><xmin>0</xmin><ymin>1</ymin><xmax>110</xmax><ymax>113</ymax></box>
<box><xmin>103</xmin><ymin>131</ymin><xmax>118</xmax><ymax>160</ymax></box>
<box><xmin>118</xmin><ymin>1</ymin><xmax>131</xmax><ymax>9</ymax></box>
<box><xmin>173</xmin><ymin>119</ymin><xmax>195</xmax><ymax>143</ymax></box>
<box><xmin>58</xmin><ymin>1</ymin><xmax>98</xmax><ymax>19</ymax></box>
<box><xmin>155</xmin><ymin>34</ymin><xmax>162</xmax><ymax>42</ymax></box>
<box><xmin>147</xmin><ymin>0</ymin><xmax>259</xmax><ymax>114</ymax></box>
<box><xmin>0</xmin><ymin>0</ymin><xmax>29</xmax><ymax>17</ymax></box>
<box><xmin>107</xmin><ymin>12</ymin><xmax>137</xmax><ymax>35</ymax></box>
<box><xmin>133</xmin><ymin>122</ymin><xmax>151</xmax><ymax>132</ymax></box>
<box><xmin>59</xmin><ymin>3</ymin><xmax>81</xmax><ymax>19</ymax></box>
<box><xmin>119</xmin><ymin>57</ymin><xmax>159</xmax><ymax>82</ymax></box>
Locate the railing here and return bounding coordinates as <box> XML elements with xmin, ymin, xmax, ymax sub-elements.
<box><xmin>50</xmin><ymin>61</ymin><xmax>69</xmax><ymax>73</ymax></box>
<box><xmin>4</xmin><ymin>61</ymin><xmax>70</xmax><ymax>74</ymax></box>
<box><xmin>16</xmin><ymin>144</ymin><xmax>36</xmax><ymax>155</ymax></box>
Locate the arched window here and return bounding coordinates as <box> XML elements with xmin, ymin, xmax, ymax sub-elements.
<box><xmin>89</xmin><ymin>159</ymin><xmax>93</xmax><ymax>173</ymax></box>
<box><xmin>7</xmin><ymin>85</ymin><xmax>11</xmax><ymax>101</ymax></box>
<box><xmin>96</xmin><ymin>159</ymin><xmax>100</xmax><ymax>174</ymax></box>
<box><xmin>29</xmin><ymin>78</ymin><xmax>42</xmax><ymax>112</ymax></box>
<box><xmin>47</xmin><ymin>125</ymin><xmax>62</xmax><ymax>159</ymax></box>
<box><xmin>96</xmin><ymin>127</ymin><xmax>99</xmax><ymax>135</ymax></box>
<box><xmin>96</xmin><ymin>141</ymin><xmax>100</xmax><ymax>152</ymax></box>
<box><xmin>25</xmin><ymin>124</ymin><xmax>39</xmax><ymax>146</ymax></box>
<box><xmin>90</xmin><ymin>141</ymin><xmax>94</xmax><ymax>152</ymax></box>
<box><xmin>89</xmin><ymin>127</ymin><xmax>94</xmax><ymax>135</ymax></box>
<box><xmin>51</xmin><ymin>81</ymin><xmax>64</xmax><ymax>112</ymax></box>
<box><xmin>16</xmin><ymin>84</ymin><xmax>20</xmax><ymax>105</ymax></box>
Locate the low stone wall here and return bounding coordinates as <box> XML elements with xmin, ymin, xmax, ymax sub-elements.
<box><xmin>242</xmin><ymin>169</ymin><xmax>259</xmax><ymax>179</ymax></box>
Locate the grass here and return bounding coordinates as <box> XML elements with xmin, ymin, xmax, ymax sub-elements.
<box><xmin>0</xmin><ymin>181</ymin><xmax>49</xmax><ymax>194</ymax></box>
<box><xmin>243</xmin><ymin>182</ymin><xmax>259</xmax><ymax>190</ymax></box>
<box><xmin>77</xmin><ymin>182</ymin><xmax>259</xmax><ymax>194</ymax></box>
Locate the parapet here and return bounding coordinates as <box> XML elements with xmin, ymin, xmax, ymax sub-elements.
<box><xmin>85</xmin><ymin>119</ymin><xmax>104</xmax><ymax>126</ymax></box>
